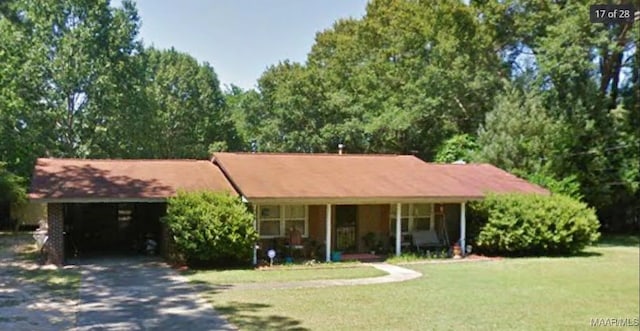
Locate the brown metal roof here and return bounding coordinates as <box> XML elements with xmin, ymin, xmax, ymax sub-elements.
<box><xmin>29</xmin><ymin>158</ymin><xmax>236</xmax><ymax>202</ymax></box>
<box><xmin>212</xmin><ymin>153</ymin><xmax>548</xmax><ymax>202</ymax></box>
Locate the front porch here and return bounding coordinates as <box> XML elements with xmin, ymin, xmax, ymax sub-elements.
<box><xmin>252</xmin><ymin>202</ymin><xmax>468</xmax><ymax>264</ymax></box>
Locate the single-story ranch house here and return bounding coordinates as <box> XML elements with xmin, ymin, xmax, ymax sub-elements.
<box><xmin>28</xmin><ymin>152</ymin><xmax>548</xmax><ymax>265</ymax></box>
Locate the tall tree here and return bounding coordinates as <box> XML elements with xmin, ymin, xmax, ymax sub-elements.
<box><xmin>475</xmin><ymin>82</ymin><xmax>565</xmax><ymax>176</ymax></box>
<box><xmin>0</xmin><ymin>0</ymin><xmax>149</xmax><ymax>175</ymax></box>
<box><xmin>472</xmin><ymin>0</ymin><xmax>639</xmax><ymax>229</ymax></box>
<box><xmin>245</xmin><ymin>0</ymin><xmax>506</xmax><ymax>157</ymax></box>
<box><xmin>143</xmin><ymin>48</ymin><xmax>238</xmax><ymax>158</ymax></box>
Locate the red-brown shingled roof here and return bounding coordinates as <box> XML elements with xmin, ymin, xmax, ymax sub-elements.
<box><xmin>212</xmin><ymin>153</ymin><xmax>548</xmax><ymax>202</ymax></box>
<box><xmin>29</xmin><ymin>158</ymin><xmax>236</xmax><ymax>201</ymax></box>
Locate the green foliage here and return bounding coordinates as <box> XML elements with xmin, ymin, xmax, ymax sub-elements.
<box><xmin>163</xmin><ymin>191</ymin><xmax>257</xmax><ymax>266</ymax></box>
<box><xmin>0</xmin><ymin>163</ymin><xmax>26</xmax><ymax>205</ymax></box>
<box><xmin>0</xmin><ymin>0</ymin><xmax>148</xmax><ymax>172</ymax></box>
<box><xmin>475</xmin><ymin>83</ymin><xmax>563</xmax><ymax>175</ymax></box>
<box><xmin>472</xmin><ymin>0</ymin><xmax>639</xmax><ymax>231</ymax></box>
<box><xmin>241</xmin><ymin>0</ymin><xmax>504</xmax><ymax>156</ymax></box>
<box><xmin>473</xmin><ymin>194</ymin><xmax>600</xmax><ymax>256</ymax></box>
<box><xmin>525</xmin><ymin>172</ymin><xmax>583</xmax><ymax>200</ymax></box>
<box><xmin>143</xmin><ymin>48</ymin><xmax>239</xmax><ymax>158</ymax></box>
<box><xmin>0</xmin><ymin>0</ymin><xmax>638</xmax><ymax>235</ymax></box>
<box><xmin>434</xmin><ymin>134</ymin><xmax>478</xmax><ymax>163</ymax></box>
<box><xmin>0</xmin><ymin>1</ymin><xmax>239</xmax><ymax>179</ymax></box>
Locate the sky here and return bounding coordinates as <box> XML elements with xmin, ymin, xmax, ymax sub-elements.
<box><xmin>126</xmin><ymin>0</ymin><xmax>369</xmax><ymax>90</ymax></box>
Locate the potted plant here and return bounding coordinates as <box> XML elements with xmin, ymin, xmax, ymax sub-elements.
<box><xmin>362</xmin><ymin>232</ymin><xmax>377</xmax><ymax>254</ymax></box>
<box><xmin>376</xmin><ymin>238</ymin><xmax>385</xmax><ymax>255</ymax></box>
<box><xmin>453</xmin><ymin>243</ymin><xmax>462</xmax><ymax>259</ymax></box>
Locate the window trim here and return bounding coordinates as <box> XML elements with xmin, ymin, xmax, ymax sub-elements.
<box><xmin>389</xmin><ymin>203</ymin><xmax>434</xmax><ymax>234</ymax></box>
<box><xmin>257</xmin><ymin>204</ymin><xmax>309</xmax><ymax>239</ymax></box>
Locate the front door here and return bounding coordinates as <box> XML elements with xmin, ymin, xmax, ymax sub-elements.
<box><xmin>335</xmin><ymin>205</ymin><xmax>357</xmax><ymax>252</ymax></box>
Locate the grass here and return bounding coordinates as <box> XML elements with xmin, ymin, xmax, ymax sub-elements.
<box><xmin>196</xmin><ymin>243</ymin><xmax>639</xmax><ymax>330</ymax></box>
<box><xmin>187</xmin><ymin>263</ymin><xmax>386</xmax><ymax>284</ymax></box>
<box><xmin>385</xmin><ymin>250</ymin><xmax>450</xmax><ymax>264</ymax></box>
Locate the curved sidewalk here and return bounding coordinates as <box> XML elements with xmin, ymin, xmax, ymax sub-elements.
<box><xmin>227</xmin><ymin>263</ymin><xmax>422</xmax><ymax>291</ymax></box>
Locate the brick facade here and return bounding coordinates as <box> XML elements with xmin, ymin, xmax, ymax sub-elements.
<box><xmin>46</xmin><ymin>203</ymin><xmax>64</xmax><ymax>265</ymax></box>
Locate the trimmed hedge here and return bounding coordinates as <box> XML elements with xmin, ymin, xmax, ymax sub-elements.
<box><xmin>163</xmin><ymin>191</ymin><xmax>257</xmax><ymax>267</ymax></box>
<box><xmin>472</xmin><ymin>193</ymin><xmax>600</xmax><ymax>256</ymax></box>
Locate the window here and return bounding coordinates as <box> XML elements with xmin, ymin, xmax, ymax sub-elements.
<box><xmin>413</xmin><ymin>204</ymin><xmax>431</xmax><ymax>231</ymax></box>
<box><xmin>284</xmin><ymin>205</ymin><xmax>306</xmax><ymax>236</ymax></box>
<box><xmin>258</xmin><ymin>205</ymin><xmax>281</xmax><ymax>236</ymax></box>
<box><xmin>258</xmin><ymin>205</ymin><xmax>308</xmax><ymax>238</ymax></box>
<box><xmin>390</xmin><ymin>204</ymin><xmax>433</xmax><ymax>234</ymax></box>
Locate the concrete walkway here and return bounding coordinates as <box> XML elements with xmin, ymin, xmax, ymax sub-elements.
<box><xmin>71</xmin><ymin>257</ymin><xmax>235</xmax><ymax>331</ymax></box>
<box><xmin>227</xmin><ymin>263</ymin><xmax>422</xmax><ymax>291</ymax></box>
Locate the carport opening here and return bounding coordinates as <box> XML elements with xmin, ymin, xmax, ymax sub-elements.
<box><xmin>64</xmin><ymin>202</ymin><xmax>166</xmax><ymax>257</ymax></box>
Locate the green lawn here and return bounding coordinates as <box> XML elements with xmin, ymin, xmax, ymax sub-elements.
<box><xmin>197</xmin><ymin>244</ymin><xmax>639</xmax><ymax>331</ymax></box>
<box><xmin>187</xmin><ymin>263</ymin><xmax>386</xmax><ymax>284</ymax></box>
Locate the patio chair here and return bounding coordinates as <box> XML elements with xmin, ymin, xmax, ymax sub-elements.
<box><xmin>285</xmin><ymin>226</ymin><xmax>304</xmax><ymax>259</ymax></box>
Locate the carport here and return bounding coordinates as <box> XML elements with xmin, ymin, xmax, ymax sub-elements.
<box><xmin>28</xmin><ymin>158</ymin><xmax>236</xmax><ymax>265</ymax></box>
<box><xmin>63</xmin><ymin>202</ymin><xmax>166</xmax><ymax>255</ymax></box>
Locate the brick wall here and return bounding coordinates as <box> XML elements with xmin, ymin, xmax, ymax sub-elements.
<box><xmin>46</xmin><ymin>203</ymin><xmax>64</xmax><ymax>265</ymax></box>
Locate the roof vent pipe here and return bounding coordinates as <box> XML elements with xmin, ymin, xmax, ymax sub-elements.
<box><xmin>338</xmin><ymin>143</ymin><xmax>344</xmax><ymax>155</ymax></box>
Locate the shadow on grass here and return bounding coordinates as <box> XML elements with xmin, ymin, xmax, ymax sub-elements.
<box><xmin>191</xmin><ymin>281</ymin><xmax>308</xmax><ymax>331</ymax></box>
<box><xmin>564</xmin><ymin>250</ymin><xmax>603</xmax><ymax>258</ymax></box>
<box><xmin>215</xmin><ymin>301</ymin><xmax>309</xmax><ymax>331</ymax></box>
<box><xmin>597</xmin><ymin>234</ymin><xmax>640</xmax><ymax>247</ymax></box>
<box><xmin>505</xmin><ymin>249</ymin><xmax>604</xmax><ymax>258</ymax></box>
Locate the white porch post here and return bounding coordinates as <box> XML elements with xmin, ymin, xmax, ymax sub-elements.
<box><xmin>460</xmin><ymin>202</ymin><xmax>466</xmax><ymax>256</ymax></box>
<box><xmin>395</xmin><ymin>203</ymin><xmax>402</xmax><ymax>256</ymax></box>
<box><xmin>252</xmin><ymin>205</ymin><xmax>258</xmax><ymax>265</ymax></box>
<box><xmin>325</xmin><ymin>204</ymin><xmax>332</xmax><ymax>262</ymax></box>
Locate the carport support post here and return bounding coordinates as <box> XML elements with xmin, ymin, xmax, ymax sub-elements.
<box><xmin>252</xmin><ymin>205</ymin><xmax>258</xmax><ymax>265</ymax></box>
<box><xmin>47</xmin><ymin>203</ymin><xmax>64</xmax><ymax>266</ymax></box>
<box><xmin>395</xmin><ymin>203</ymin><xmax>401</xmax><ymax>256</ymax></box>
<box><xmin>460</xmin><ymin>202</ymin><xmax>466</xmax><ymax>256</ymax></box>
<box><xmin>325</xmin><ymin>204</ymin><xmax>331</xmax><ymax>262</ymax></box>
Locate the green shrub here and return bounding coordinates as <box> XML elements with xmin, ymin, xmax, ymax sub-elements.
<box><xmin>472</xmin><ymin>193</ymin><xmax>600</xmax><ymax>256</ymax></box>
<box><xmin>163</xmin><ymin>191</ymin><xmax>258</xmax><ymax>267</ymax></box>
<box><xmin>0</xmin><ymin>163</ymin><xmax>26</xmax><ymax>204</ymax></box>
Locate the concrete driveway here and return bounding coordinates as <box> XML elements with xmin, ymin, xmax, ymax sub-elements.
<box><xmin>72</xmin><ymin>256</ymin><xmax>234</xmax><ymax>331</ymax></box>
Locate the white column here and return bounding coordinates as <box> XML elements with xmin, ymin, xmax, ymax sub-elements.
<box><xmin>460</xmin><ymin>202</ymin><xmax>466</xmax><ymax>256</ymax></box>
<box><xmin>252</xmin><ymin>205</ymin><xmax>258</xmax><ymax>265</ymax></box>
<box><xmin>395</xmin><ymin>203</ymin><xmax>402</xmax><ymax>256</ymax></box>
<box><xmin>325</xmin><ymin>204</ymin><xmax>332</xmax><ymax>262</ymax></box>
